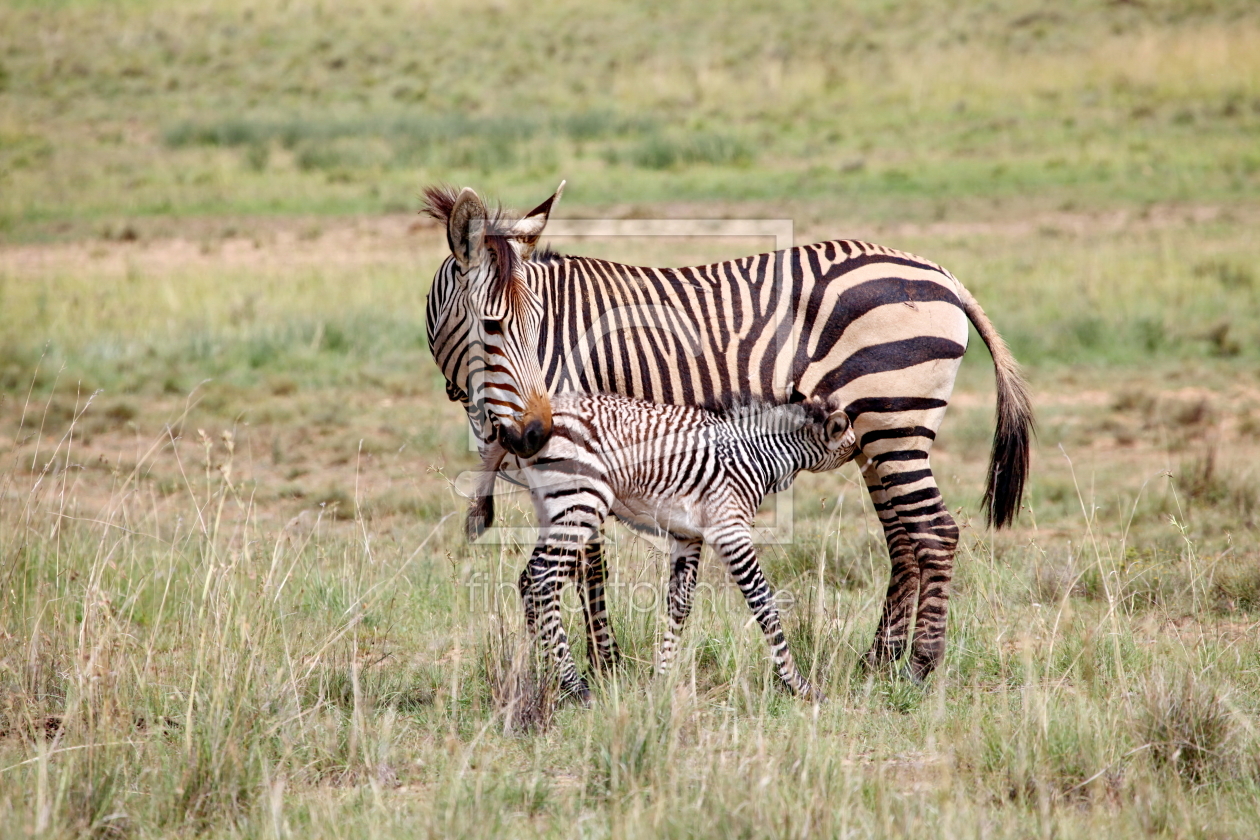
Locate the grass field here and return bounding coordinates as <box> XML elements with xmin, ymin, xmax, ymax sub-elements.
<box><xmin>2</xmin><ymin>1</ymin><xmax>1260</xmax><ymax>837</ymax></box>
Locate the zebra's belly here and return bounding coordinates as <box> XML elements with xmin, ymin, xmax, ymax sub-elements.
<box><xmin>609</xmin><ymin>493</ymin><xmax>706</xmax><ymax>541</ymax></box>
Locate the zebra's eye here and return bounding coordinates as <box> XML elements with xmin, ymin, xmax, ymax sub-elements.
<box><xmin>482</xmin><ymin>318</ymin><xmax>503</xmax><ymax>335</ymax></box>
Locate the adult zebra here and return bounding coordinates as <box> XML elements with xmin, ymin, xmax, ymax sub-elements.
<box><xmin>424</xmin><ymin>183</ymin><xmax>1033</xmax><ymax>682</ymax></box>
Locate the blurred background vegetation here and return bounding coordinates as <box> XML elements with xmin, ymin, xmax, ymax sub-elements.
<box><xmin>1</xmin><ymin>0</ymin><xmax>1258</xmax><ymax>225</ymax></box>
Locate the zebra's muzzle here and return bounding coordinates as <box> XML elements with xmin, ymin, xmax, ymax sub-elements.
<box><xmin>498</xmin><ymin>414</ymin><xmax>552</xmax><ymax>458</ymax></box>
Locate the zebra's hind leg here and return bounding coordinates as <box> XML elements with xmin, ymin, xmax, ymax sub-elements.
<box><xmin>658</xmin><ymin>537</ymin><xmax>702</xmax><ymax>674</ymax></box>
<box><xmin>859</xmin><ymin>457</ymin><xmax>921</xmax><ymax>671</ymax></box>
<box><xmin>867</xmin><ymin>457</ymin><xmax>960</xmax><ymax>683</ymax></box>
<box><xmin>578</xmin><ymin>534</ymin><xmax>621</xmax><ymax>671</ymax></box>
<box><xmin>709</xmin><ymin>526</ymin><xmax>822</xmax><ymax>702</ymax></box>
<box><xmin>902</xmin><ymin>489</ymin><xmax>959</xmax><ymax>683</ymax></box>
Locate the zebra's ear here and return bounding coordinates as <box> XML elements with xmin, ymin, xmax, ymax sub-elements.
<box><xmin>512</xmin><ymin>180</ymin><xmax>564</xmax><ymax>259</ymax></box>
<box><xmin>447</xmin><ymin>187</ymin><xmax>488</xmax><ymax>269</ymax></box>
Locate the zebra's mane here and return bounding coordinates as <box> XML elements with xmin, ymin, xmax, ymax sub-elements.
<box><xmin>531</xmin><ymin>244</ymin><xmax>564</xmax><ymax>263</ymax></box>
<box><xmin>422</xmin><ymin>184</ymin><xmax>528</xmax><ymax>305</ymax></box>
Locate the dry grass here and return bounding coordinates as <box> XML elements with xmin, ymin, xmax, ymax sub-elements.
<box><xmin>1</xmin><ymin>218</ymin><xmax>1259</xmax><ymax>837</ymax></box>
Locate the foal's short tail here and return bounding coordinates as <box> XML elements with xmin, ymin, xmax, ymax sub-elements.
<box><xmin>958</xmin><ymin>286</ymin><xmax>1035</xmax><ymax>529</ymax></box>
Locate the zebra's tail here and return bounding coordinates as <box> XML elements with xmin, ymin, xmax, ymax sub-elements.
<box><xmin>958</xmin><ymin>285</ymin><xmax>1035</xmax><ymax>529</ymax></box>
<box><xmin>466</xmin><ymin>444</ymin><xmax>506</xmax><ymax>541</ymax></box>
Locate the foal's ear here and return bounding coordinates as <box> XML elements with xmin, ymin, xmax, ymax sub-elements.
<box><xmin>511</xmin><ymin>180</ymin><xmax>564</xmax><ymax>259</ymax></box>
<box><xmin>448</xmin><ymin>187</ymin><xmax>488</xmax><ymax>269</ymax></box>
<box><xmin>824</xmin><ymin>410</ymin><xmax>855</xmax><ymax>451</ymax></box>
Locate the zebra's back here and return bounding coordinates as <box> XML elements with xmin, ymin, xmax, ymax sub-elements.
<box><xmin>531</xmin><ymin>241</ymin><xmax>968</xmax><ymax>412</ymax></box>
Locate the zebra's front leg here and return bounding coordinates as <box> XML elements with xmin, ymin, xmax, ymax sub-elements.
<box><xmin>710</xmin><ymin>527</ymin><xmax>821</xmax><ymax>702</ymax></box>
<box><xmin>658</xmin><ymin>537</ymin><xmax>702</xmax><ymax>674</ymax></box>
<box><xmin>859</xmin><ymin>457</ymin><xmax>921</xmax><ymax>671</ymax></box>
<box><xmin>578</xmin><ymin>534</ymin><xmax>621</xmax><ymax>671</ymax></box>
<box><xmin>523</xmin><ymin>535</ymin><xmax>622</xmax><ymax>671</ymax></box>
<box><xmin>526</xmin><ymin>539</ymin><xmax>590</xmax><ymax>703</ymax></box>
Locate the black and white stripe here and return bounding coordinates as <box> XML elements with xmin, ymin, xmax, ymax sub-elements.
<box><xmin>425</xmin><ymin>185</ymin><xmax>1033</xmax><ymax>682</ymax></box>
<box><xmin>476</xmin><ymin>392</ymin><xmax>856</xmax><ymax>702</ymax></box>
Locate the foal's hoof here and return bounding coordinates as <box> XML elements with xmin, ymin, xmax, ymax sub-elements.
<box><xmin>794</xmin><ymin>682</ymin><xmax>826</xmax><ymax>704</ymax></box>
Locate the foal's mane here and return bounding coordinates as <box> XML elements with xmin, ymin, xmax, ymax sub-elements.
<box><xmin>701</xmin><ymin>394</ymin><xmax>829</xmax><ymax>427</ymax></box>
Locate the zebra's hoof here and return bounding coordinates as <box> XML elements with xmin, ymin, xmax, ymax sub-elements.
<box><xmin>860</xmin><ymin>645</ymin><xmax>905</xmax><ymax>673</ymax></box>
<box><xmin>897</xmin><ymin>663</ymin><xmax>928</xmax><ymax>687</ymax></box>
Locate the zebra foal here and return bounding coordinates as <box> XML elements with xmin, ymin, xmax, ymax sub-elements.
<box><xmin>470</xmin><ymin>392</ymin><xmax>857</xmax><ymax>703</ymax></box>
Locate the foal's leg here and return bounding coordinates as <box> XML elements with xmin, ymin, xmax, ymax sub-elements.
<box><xmin>578</xmin><ymin>534</ymin><xmax>621</xmax><ymax>670</ymax></box>
<box><xmin>658</xmin><ymin>537</ymin><xmax>702</xmax><ymax>673</ymax></box>
<box><xmin>524</xmin><ymin>469</ymin><xmax>611</xmax><ymax>704</ymax></box>
<box><xmin>708</xmin><ymin>525</ymin><xmax>820</xmax><ymax>701</ymax></box>
<box><xmin>520</xmin><ymin>532</ymin><xmax>620</xmax><ymax>671</ymax></box>
<box><xmin>517</xmin><ymin>563</ymin><xmax>538</xmax><ymax>635</ymax></box>
<box><xmin>526</xmin><ymin>532</ymin><xmax>594</xmax><ymax>702</ymax></box>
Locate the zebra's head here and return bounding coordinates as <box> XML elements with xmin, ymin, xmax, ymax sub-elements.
<box><xmin>424</xmin><ymin>183</ymin><xmax>564</xmax><ymax>457</ymax></box>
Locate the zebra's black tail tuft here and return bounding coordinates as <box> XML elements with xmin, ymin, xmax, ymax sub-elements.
<box><xmin>959</xmin><ymin>287</ymin><xmax>1035</xmax><ymax>529</ymax></box>
<box><xmin>985</xmin><ymin>365</ymin><xmax>1034</xmax><ymax>529</ymax></box>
